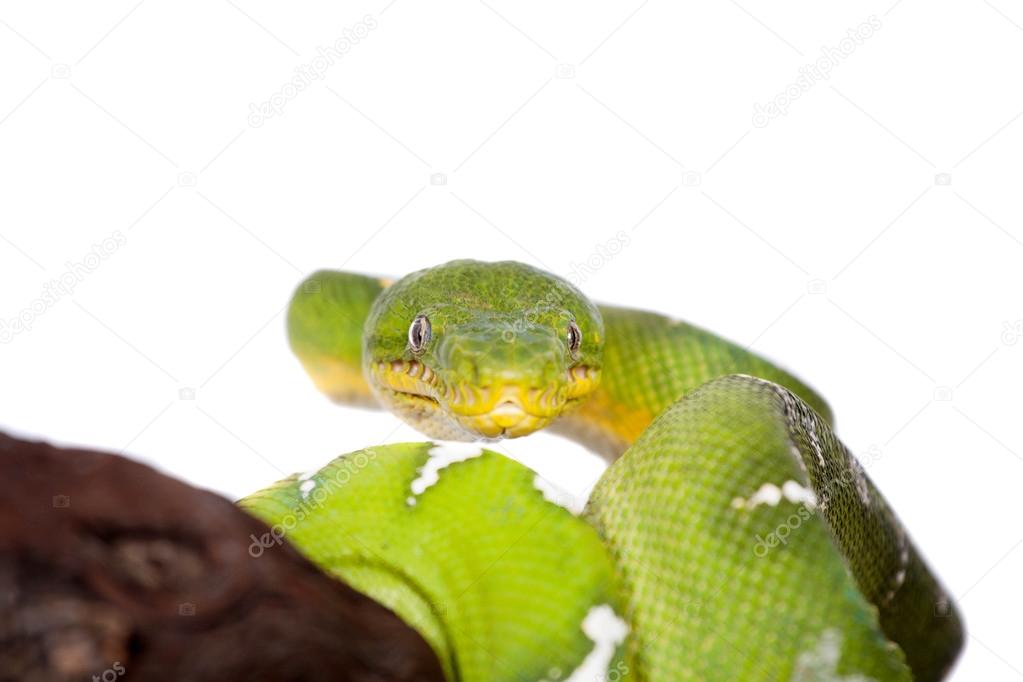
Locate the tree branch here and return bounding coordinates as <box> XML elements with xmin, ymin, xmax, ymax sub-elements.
<box><xmin>0</xmin><ymin>432</ymin><xmax>445</xmax><ymax>682</ymax></box>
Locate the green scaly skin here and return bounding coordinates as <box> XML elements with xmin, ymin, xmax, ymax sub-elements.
<box><xmin>245</xmin><ymin>260</ymin><xmax>962</xmax><ymax>681</ymax></box>
<box><xmin>241</xmin><ymin>443</ymin><xmax>624</xmax><ymax>681</ymax></box>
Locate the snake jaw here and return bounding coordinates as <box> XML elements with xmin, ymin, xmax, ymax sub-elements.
<box><xmin>369</xmin><ymin>359</ymin><xmax>601</xmax><ymax>440</ymax></box>
<box><xmin>368</xmin><ymin>360</ymin><xmax>443</xmax><ymax>408</ymax></box>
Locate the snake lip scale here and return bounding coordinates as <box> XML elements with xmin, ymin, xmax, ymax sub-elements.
<box><xmin>369</xmin><ymin>355</ymin><xmax>600</xmax><ymax>438</ymax></box>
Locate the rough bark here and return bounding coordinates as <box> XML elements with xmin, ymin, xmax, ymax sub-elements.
<box><xmin>0</xmin><ymin>432</ymin><xmax>446</xmax><ymax>682</ymax></box>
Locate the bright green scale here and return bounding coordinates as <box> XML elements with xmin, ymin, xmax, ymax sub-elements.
<box><xmin>241</xmin><ymin>260</ymin><xmax>962</xmax><ymax>681</ymax></box>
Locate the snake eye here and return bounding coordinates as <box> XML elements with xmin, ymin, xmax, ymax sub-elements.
<box><xmin>567</xmin><ymin>321</ymin><xmax>582</xmax><ymax>355</ymax></box>
<box><xmin>408</xmin><ymin>314</ymin><xmax>431</xmax><ymax>353</ymax></box>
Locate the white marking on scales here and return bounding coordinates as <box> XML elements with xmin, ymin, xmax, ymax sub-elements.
<box><xmin>533</xmin><ymin>474</ymin><xmax>586</xmax><ymax>515</ymax></box>
<box><xmin>731</xmin><ymin>480</ymin><xmax>817</xmax><ymax>510</ymax></box>
<box><xmin>407</xmin><ymin>441</ymin><xmax>485</xmax><ymax>503</ymax></box>
<box><xmin>563</xmin><ymin>604</ymin><xmax>629</xmax><ymax>682</ymax></box>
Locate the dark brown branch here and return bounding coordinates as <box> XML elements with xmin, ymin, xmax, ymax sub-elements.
<box><xmin>0</xmin><ymin>432</ymin><xmax>445</xmax><ymax>682</ymax></box>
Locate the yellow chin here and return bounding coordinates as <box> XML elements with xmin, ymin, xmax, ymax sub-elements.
<box><xmin>454</xmin><ymin>401</ymin><xmax>555</xmax><ymax>439</ymax></box>
<box><xmin>368</xmin><ymin>359</ymin><xmax>600</xmax><ymax>440</ymax></box>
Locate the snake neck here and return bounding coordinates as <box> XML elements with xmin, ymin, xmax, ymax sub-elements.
<box><xmin>552</xmin><ymin>304</ymin><xmax>835</xmax><ymax>462</ymax></box>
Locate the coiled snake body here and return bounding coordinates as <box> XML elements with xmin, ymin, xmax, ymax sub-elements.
<box><xmin>241</xmin><ymin>260</ymin><xmax>963</xmax><ymax>681</ymax></box>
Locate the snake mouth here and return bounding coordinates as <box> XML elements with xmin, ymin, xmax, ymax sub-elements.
<box><xmin>369</xmin><ymin>360</ymin><xmax>443</xmax><ymax>407</ymax></box>
<box><xmin>369</xmin><ymin>359</ymin><xmax>600</xmax><ymax>438</ymax></box>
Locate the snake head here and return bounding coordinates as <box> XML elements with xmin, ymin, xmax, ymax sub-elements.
<box><xmin>363</xmin><ymin>260</ymin><xmax>604</xmax><ymax>440</ymax></box>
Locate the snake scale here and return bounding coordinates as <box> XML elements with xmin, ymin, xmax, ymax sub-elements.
<box><xmin>240</xmin><ymin>259</ymin><xmax>963</xmax><ymax>681</ymax></box>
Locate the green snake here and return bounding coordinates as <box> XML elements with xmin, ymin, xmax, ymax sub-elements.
<box><xmin>240</xmin><ymin>259</ymin><xmax>963</xmax><ymax>681</ymax></box>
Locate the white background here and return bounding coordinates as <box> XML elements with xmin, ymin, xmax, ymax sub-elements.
<box><xmin>1</xmin><ymin>1</ymin><xmax>1021</xmax><ymax>679</ymax></box>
